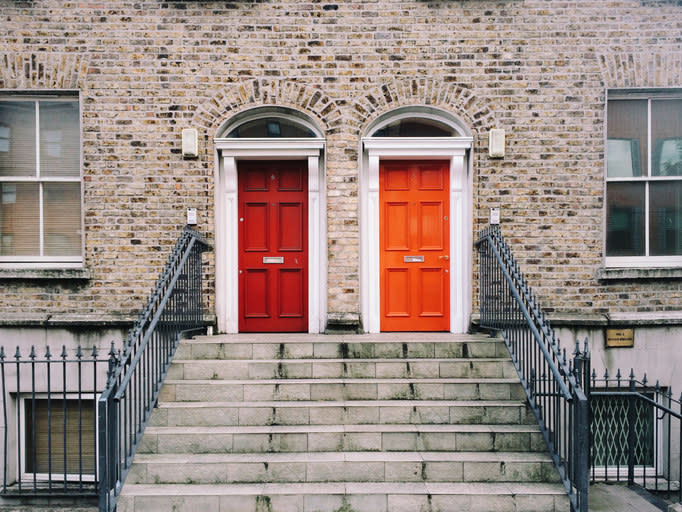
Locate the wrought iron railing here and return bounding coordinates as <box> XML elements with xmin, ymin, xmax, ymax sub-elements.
<box><xmin>98</xmin><ymin>225</ymin><xmax>210</xmax><ymax>512</ymax></box>
<box><xmin>475</xmin><ymin>225</ymin><xmax>589</xmax><ymax>512</ymax></box>
<box><xmin>0</xmin><ymin>226</ymin><xmax>209</xmax><ymax>509</ymax></box>
<box><xmin>590</xmin><ymin>369</ymin><xmax>682</xmax><ymax>503</ymax></box>
<box><xmin>0</xmin><ymin>344</ymin><xmax>114</xmax><ymax>496</ymax></box>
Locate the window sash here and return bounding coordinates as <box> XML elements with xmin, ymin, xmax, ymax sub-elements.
<box><xmin>20</xmin><ymin>395</ymin><xmax>97</xmax><ymax>481</ymax></box>
<box><xmin>0</xmin><ymin>97</ymin><xmax>82</xmax><ymax>264</ymax></box>
<box><xmin>606</xmin><ymin>95</ymin><xmax>682</xmax><ymax>264</ymax></box>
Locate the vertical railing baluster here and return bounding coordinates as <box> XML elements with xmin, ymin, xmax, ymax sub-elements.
<box><xmin>76</xmin><ymin>345</ymin><xmax>83</xmax><ymax>491</ymax></box>
<box><xmin>0</xmin><ymin>348</ymin><xmax>6</xmax><ymax>493</ymax></box>
<box><xmin>46</xmin><ymin>346</ymin><xmax>53</xmax><ymax>491</ymax></box>
<box><xmin>15</xmin><ymin>347</ymin><xmax>21</xmax><ymax>493</ymax></box>
<box><xmin>627</xmin><ymin>370</ymin><xmax>636</xmax><ymax>486</ymax></box>
<box><xmin>29</xmin><ymin>346</ymin><xmax>36</xmax><ymax>492</ymax></box>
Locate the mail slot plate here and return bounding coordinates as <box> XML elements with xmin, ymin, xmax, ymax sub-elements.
<box><xmin>404</xmin><ymin>255</ymin><xmax>424</xmax><ymax>263</ymax></box>
<box><xmin>263</xmin><ymin>256</ymin><xmax>284</xmax><ymax>264</ymax></box>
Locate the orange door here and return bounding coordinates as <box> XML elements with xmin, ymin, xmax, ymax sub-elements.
<box><xmin>380</xmin><ymin>160</ymin><xmax>450</xmax><ymax>331</ymax></box>
<box><xmin>238</xmin><ymin>160</ymin><xmax>308</xmax><ymax>332</ymax></box>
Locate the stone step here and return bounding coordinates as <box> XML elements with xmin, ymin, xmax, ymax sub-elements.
<box><xmin>158</xmin><ymin>377</ymin><xmax>526</xmax><ymax>402</ymax></box>
<box><xmin>148</xmin><ymin>400</ymin><xmax>536</xmax><ymax>427</ymax></box>
<box><xmin>117</xmin><ymin>482</ymin><xmax>570</xmax><ymax>512</ymax></box>
<box><xmin>138</xmin><ymin>424</ymin><xmax>546</xmax><ymax>455</ymax></box>
<box><xmin>126</xmin><ymin>451</ymin><xmax>561</xmax><ymax>485</ymax></box>
<box><xmin>175</xmin><ymin>334</ymin><xmax>508</xmax><ymax>361</ymax></box>
<box><xmin>167</xmin><ymin>357</ymin><xmax>517</xmax><ymax>381</ymax></box>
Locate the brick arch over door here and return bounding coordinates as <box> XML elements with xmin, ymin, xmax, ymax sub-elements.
<box><xmin>192</xmin><ymin>79</ymin><xmax>341</xmax><ymax>137</ymax></box>
<box><xmin>350</xmin><ymin>78</ymin><xmax>496</xmax><ymax>137</ymax></box>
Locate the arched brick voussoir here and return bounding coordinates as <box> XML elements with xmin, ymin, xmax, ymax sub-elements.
<box><xmin>192</xmin><ymin>79</ymin><xmax>342</xmax><ymax>136</ymax></box>
<box><xmin>352</xmin><ymin>78</ymin><xmax>498</xmax><ymax>137</ymax></box>
<box><xmin>598</xmin><ymin>46</ymin><xmax>682</xmax><ymax>89</ymax></box>
<box><xmin>0</xmin><ymin>52</ymin><xmax>89</xmax><ymax>90</ymax></box>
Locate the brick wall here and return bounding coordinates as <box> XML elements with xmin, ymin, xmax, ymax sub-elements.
<box><xmin>0</xmin><ymin>0</ymin><xmax>681</xmax><ymax>326</ymax></box>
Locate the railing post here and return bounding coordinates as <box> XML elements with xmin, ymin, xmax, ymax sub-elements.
<box><xmin>574</xmin><ymin>392</ymin><xmax>590</xmax><ymax>512</ymax></box>
<box><xmin>627</xmin><ymin>370</ymin><xmax>636</xmax><ymax>486</ymax></box>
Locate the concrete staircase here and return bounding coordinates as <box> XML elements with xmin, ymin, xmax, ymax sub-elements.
<box><xmin>118</xmin><ymin>333</ymin><xmax>570</xmax><ymax>512</ymax></box>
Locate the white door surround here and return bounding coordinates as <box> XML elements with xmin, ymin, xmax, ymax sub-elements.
<box><xmin>361</xmin><ymin>136</ymin><xmax>474</xmax><ymax>333</ymax></box>
<box><xmin>214</xmin><ymin>138</ymin><xmax>326</xmax><ymax>334</ymax></box>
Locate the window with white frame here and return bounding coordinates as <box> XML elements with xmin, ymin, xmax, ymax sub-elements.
<box><xmin>0</xmin><ymin>96</ymin><xmax>82</xmax><ymax>265</ymax></box>
<box><xmin>606</xmin><ymin>93</ymin><xmax>682</xmax><ymax>267</ymax></box>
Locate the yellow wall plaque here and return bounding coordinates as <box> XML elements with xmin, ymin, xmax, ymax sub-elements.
<box><xmin>606</xmin><ymin>328</ymin><xmax>634</xmax><ymax>348</ymax></box>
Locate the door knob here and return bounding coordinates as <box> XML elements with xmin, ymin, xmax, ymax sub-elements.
<box><xmin>440</xmin><ymin>255</ymin><xmax>449</xmax><ymax>261</ymax></box>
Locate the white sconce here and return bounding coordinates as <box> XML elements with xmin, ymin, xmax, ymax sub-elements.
<box><xmin>182</xmin><ymin>128</ymin><xmax>198</xmax><ymax>158</ymax></box>
<box><xmin>488</xmin><ymin>129</ymin><xmax>505</xmax><ymax>158</ymax></box>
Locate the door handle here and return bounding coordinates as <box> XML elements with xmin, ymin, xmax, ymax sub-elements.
<box><xmin>440</xmin><ymin>255</ymin><xmax>449</xmax><ymax>261</ymax></box>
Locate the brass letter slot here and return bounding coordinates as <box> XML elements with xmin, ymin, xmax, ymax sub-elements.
<box><xmin>262</xmin><ymin>257</ymin><xmax>284</xmax><ymax>264</ymax></box>
<box><xmin>403</xmin><ymin>255</ymin><xmax>424</xmax><ymax>263</ymax></box>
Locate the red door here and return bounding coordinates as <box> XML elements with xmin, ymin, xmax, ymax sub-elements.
<box><xmin>238</xmin><ymin>160</ymin><xmax>308</xmax><ymax>332</ymax></box>
<box><xmin>380</xmin><ymin>160</ymin><xmax>450</xmax><ymax>331</ymax></box>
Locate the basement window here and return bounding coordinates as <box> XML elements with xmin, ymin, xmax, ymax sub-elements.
<box><xmin>21</xmin><ymin>397</ymin><xmax>96</xmax><ymax>481</ymax></box>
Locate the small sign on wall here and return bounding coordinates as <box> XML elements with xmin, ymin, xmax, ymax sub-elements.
<box><xmin>606</xmin><ymin>328</ymin><xmax>634</xmax><ymax>348</ymax></box>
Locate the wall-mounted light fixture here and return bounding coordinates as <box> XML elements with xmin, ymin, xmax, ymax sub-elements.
<box><xmin>182</xmin><ymin>128</ymin><xmax>198</xmax><ymax>158</ymax></box>
<box><xmin>488</xmin><ymin>128</ymin><xmax>505</xmax><ymax>158</ymax></box>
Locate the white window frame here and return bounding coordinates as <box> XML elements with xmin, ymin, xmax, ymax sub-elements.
<box><xmin>18</xmin><ymin>393</ymin><xmax>98</xmax><ymax>483</ymax></box>
<box><xmin>605</xmin><ymin>90</ymin><xmax>682</xmax><ymax>269</ymax></box>
<box><xmin>0</xmin><ymin>93</ymin><xmax>84</xmax><ymax>269</ymax></box>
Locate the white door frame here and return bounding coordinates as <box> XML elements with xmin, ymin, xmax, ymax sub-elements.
<box><xmin>361</xmin><ymin>137</ymin><xmax>474</xmax><ymax>333</ymax></box>
<box><xmin>214</xmin><ymin>138</ymin><xmax>326</xmax><ymax>334</ymax></box>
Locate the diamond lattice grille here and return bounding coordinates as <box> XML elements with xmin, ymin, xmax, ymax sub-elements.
<box><xmin>591</xmin><ymin>394</ymin><xmax>654</xmax><ymax>467</ymax></box>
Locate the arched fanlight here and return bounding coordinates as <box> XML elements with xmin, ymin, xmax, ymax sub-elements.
<box><xmin>219</xmin><ymin>107</ymin><xmax>322</xmax><ymax>139</ymax></box>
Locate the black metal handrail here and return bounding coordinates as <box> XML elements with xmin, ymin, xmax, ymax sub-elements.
<box><xmin>0</xmin><ymin>226</ymin><xmax>209</xmax><ymax>503</ymax></box>
<box><xmin>475</xmin><ymin>225</ymin><xmax>589</xmax><ymax>512</ymax></box>
<box><xmin>589</xmin><ymin>369</ymin><xmax>682</xmax><ymax>503</ymax></box>
<box><xmin>98</xmin><ymin>225</ymin><xmax>210</xmax><ymax>512</ymax></box>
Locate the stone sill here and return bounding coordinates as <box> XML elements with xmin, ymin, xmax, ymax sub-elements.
<box><xmin>0</xmin><ymin>313</ymin><xmax>217</xmax><ymax>329</ymax></box>
<box><xmin>0</xmin><ymin>313</ymin><xmax>135</xmax><ymax>328</ymax></box>
<box><xmin>471</xmin><ymin>311</ymin><xmax>682</xmax><ymax>328</ymax></box>
<box><xmin>0</xmin><ymin>267</ymin><xmax>92</xmax><ymax>280</ymax></box>
<box><xmin>596</xmin><ymin>267</ymin><xmax>682</xmax><ymax>281</ymax></box>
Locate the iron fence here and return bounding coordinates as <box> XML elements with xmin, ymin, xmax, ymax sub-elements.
<box><xmin>475</xmin><ymin>225</ymin><xmax>589</xmax><ymax>512</ymax></box>
<box><xmin>589</xmin><ymin>369</ymin><xmax>682</xmax><ymax>502</ymax></box>
<box><xmin>0</xmin><ymin>345</ymin><xmax>114</xmax><ymax>496</ymax></box>
<box><xmin>0</xmin><ymin>226</ymin><xmax>210</xmax><ymax>510</ymax></box>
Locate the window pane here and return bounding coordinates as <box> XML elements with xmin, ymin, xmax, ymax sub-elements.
<box><xmin>606</xmin><ymin>182</ymin><xmax>645</xmax><ymax>256</ymax></box>
<box><xmin>40</xmin><ymin>101</ymin><xmax>80</xmax><ymax>178</ymax></box>
<box><xmin>44</xmin><ymin>182</ymin><xmax>81</xmax><ymax>257</ymax></box>
<box><xmin>372</xmin><ymin>118</ymin><xmax>456</xmax><ymax>137</ymax></box>
<box><xmin>0</xmin><ymin>101</ymin><xmax>36</xmax><ymax>177</ymax></box>
<box><xmin>607</xmin><ymin>100</ymin><xmax>647</xmax><ymax>177</ymax></box>
<box><xmin>0</xmin><ymin>182</ymin><xmax>39</xmax><ymax>256</ymax></box>
<box><xmin>25</xmin><ymin>399</ymin><xmax>96</xmax><ymax>475</ymax></box>
<box><xmin>652</xmin><ymin>100</ymin><xmax>682</xmax><ymax>177</ymax></box>
<box><xmin>650</xmin><ymin>181</ymin><xmax>682</xmax><ymax>256</ymax></box>
<box><xmin>228</xmin><ymin>117</ymin><xmax>316</xmax><ymax>138</ymax></box>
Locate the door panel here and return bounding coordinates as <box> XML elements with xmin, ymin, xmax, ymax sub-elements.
<box><xmin>243</xmin><ymin>203</ymin><xmax>269</xmax><ymax>251</ymax></box>
<box><xmin>278</xmin><ymin>203</ymin><xmax>304</xmax><ymax>251</ymax></box>
<box><xmin>380</xmin><ymin>160</ymin><xmax>450</xmax><ymax>331</ymax></box>
<box><xmin>239</xmin><ymin>160</ymin><xmax>308</xmax><ymax>332</ymax></box>
<box><xmin>385</xmin><ymin>268</ymin><xmax>410</xmax><ymax>317</ymax></box>
<box><xmin>244</xmin><ymin>269</ymin><xmax>269</xmax><ymax>318</ymax></box>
